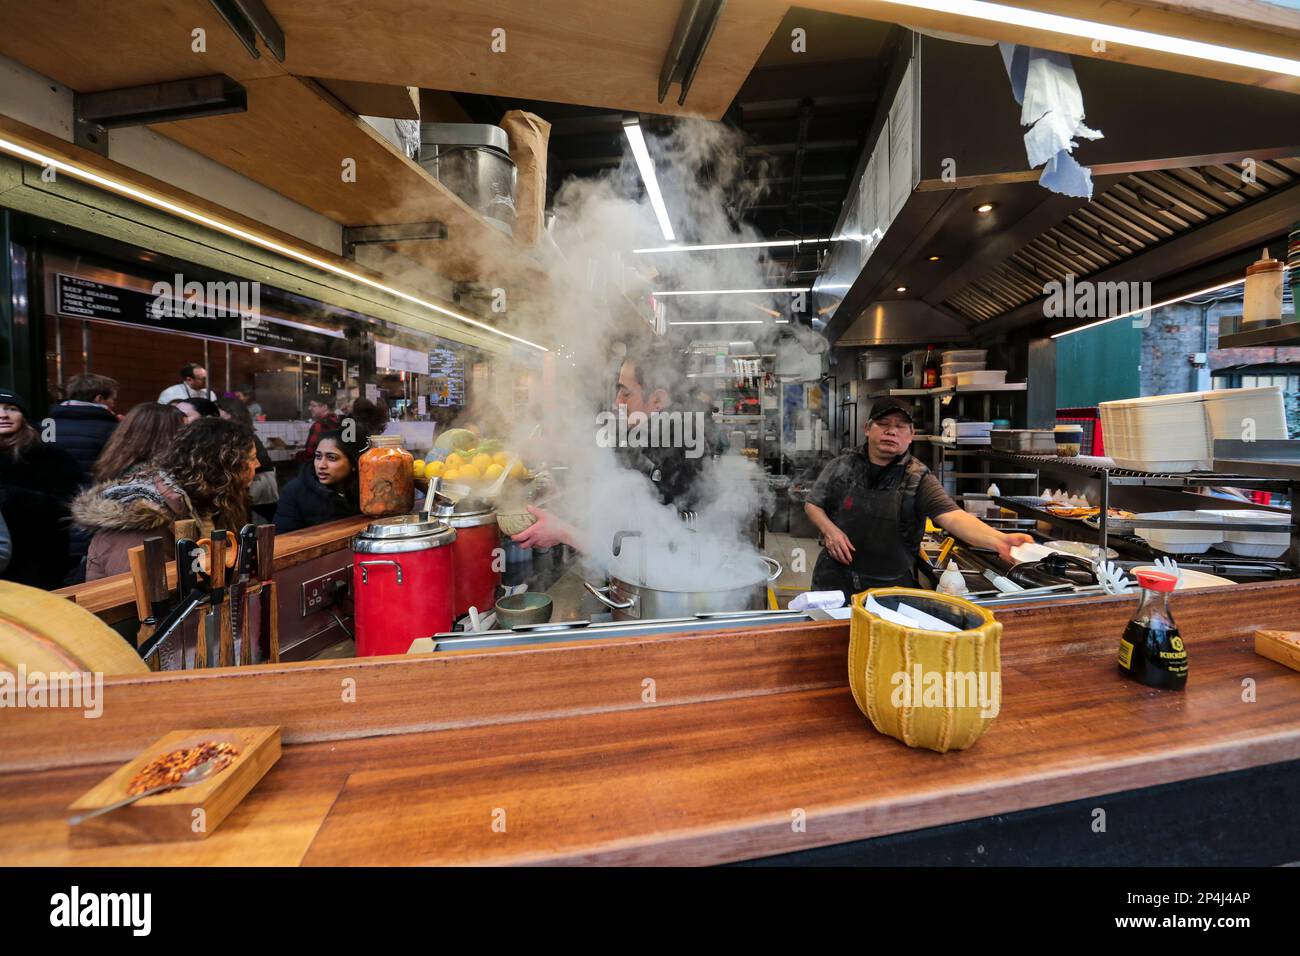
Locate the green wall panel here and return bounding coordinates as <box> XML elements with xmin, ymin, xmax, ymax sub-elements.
<box><xmin>1055</xmin><ymin>319</ymin><xmax>1141</xmax><ymax>408</ymax></box>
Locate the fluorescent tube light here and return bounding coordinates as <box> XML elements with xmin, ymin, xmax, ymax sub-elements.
<box><xmin>871</xmin><ymin>0</ymin><xmax>1300</xmax><ymax>77</ymax></box>
<box><xmin>1050</xmin><ymin>278</ymin><xmax>1246</xmax><ymax>338</ymax></box>
<box><xmin>653</xmin><ymin>287</ymin><xmax>811</xmax><ymax>296</ymax></box>
<box><xmin>622</xmin><ymin>118</ymin><xmax>675</xmax><ymax>242</ymax></box>
<box><xmin>0</xmin><ymin>135</ymin><xmax>548</xmax><ymax>352</ymax></box>
<box><xmin>669</xmin><ymin>320</ymin><xmax>766</xmax><ymax>326</ymax></box>
<box><xmin>633</xmin><ymin>238</ymin><xmax>831</xmax><ymax>254</ymax></box>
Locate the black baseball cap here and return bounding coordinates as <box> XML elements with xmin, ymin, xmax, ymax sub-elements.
<box><xmin>868</xmin><ymin>399</ymin><xmax>915</xmax><ymax>424</ymax></box>
<box><xmin>0</xmin><ymin>388</ymin><xmax>29</xmax><ymax>417</ymax></box>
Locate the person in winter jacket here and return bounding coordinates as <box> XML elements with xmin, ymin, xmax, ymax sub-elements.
<box><xmin>0</xmin><ymin>508</ymin><xmax>12</xmax><ymax>576</ymax></box>
<box><xmin>0</xmin><ymin>389</ymin><xmax>83</xmax><ymax>589</ymax></box>
<box><xmin>72</xmin><ymin>417</ymin><xmax>258</xmax><ymax>580</ymax></box>
<box><xmin>47</xmin><ymin>373</ymin><xmax>120</xmax><ymax>484</ymax></box>
<box><xmin>275</xmin><ymin>429</ymin><xmax>365</xmax><ymax>533</ymax></box>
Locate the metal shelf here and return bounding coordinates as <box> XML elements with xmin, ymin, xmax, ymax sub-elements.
<box><xmin>890</xmin><ymin>383</ymin><xmax>1027</xmax><ymax>398</ymax></box>
<box><xmin>980</xmin><ymin>449</ymin><xmax>1294</xmax><ymax>490</ymax></box>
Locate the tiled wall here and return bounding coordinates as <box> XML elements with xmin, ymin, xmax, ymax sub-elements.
<box><xmin>254</xmin><ymin>421</ymin><xmax>311</xmax><ymax>445</ymax></box>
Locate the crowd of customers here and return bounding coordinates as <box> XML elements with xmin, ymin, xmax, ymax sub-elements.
<box><xmin>0</xmin><ymin>363</ymin><xmax>385</xmax><ymax>591</ymax></box>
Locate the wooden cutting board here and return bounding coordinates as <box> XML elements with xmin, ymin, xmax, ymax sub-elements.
<box><xmin>1256</xmin><ymin>630</ymin><xmax>1300</xmax><ymax>673</ymax></box>
<box><xmin>67</xmin><ymin>726</ymin><xmax>280</xmax><ymax>847</ymax></box>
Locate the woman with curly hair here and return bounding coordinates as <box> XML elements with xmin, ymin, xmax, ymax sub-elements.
<box><xmin>72</xmin><ymin>417</ymin><xmax>258</xmax><ymax>580</ymax></box>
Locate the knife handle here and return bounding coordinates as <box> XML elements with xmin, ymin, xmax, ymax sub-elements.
<box><xmin>194</xmin><ymin>606</ymin><xmax>209</xmax><ymax>669</ymax></box>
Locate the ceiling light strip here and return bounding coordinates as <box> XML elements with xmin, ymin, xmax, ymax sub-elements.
<box><xmin>1049</xmin><ymin>278</ymin><xmax>1245</xmax><ymax>338</ymax></box>
<box><xmin>872</xmin><ymin>0</ymin><xmax>1300</xmax><ymax>77</ymax></box>
<box><xmin>633</xmin><ymin>238</ymin><xmax>832</xmax><ymax>254</ymax></box>
<box><xmin>653</xmin><ymin>287</ymin><xmax>811</xmax><ymax>296</ymax></box>
<box><xmin>622</xmin><ymin>119</ymin><xmax>675</xmax><ymax>242</ymax></box>
<box><xmin>0</xmin><ymin>135</ymin><xmax>549</xmax><ymax>351</ymax></box>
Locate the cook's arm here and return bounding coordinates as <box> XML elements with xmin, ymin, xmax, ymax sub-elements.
<box><xmin>512</xmin><ymin>506</ymin><xmax>587</xmax><ymax>553</ymax></box>
<box><xmin>934</xmin><ymin>509</ymin><xmax>1032</xmax><ymax>561</ymax></box>
<box><xmin>804</xmin><ymin>502</ymin><xmax>855</xmax><ymax>565</ymax></box>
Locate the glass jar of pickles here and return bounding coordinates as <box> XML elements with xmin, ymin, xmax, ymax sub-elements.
<box><xmin>359</xmin><ymin>434</ymin><xmax>414</xmax><ymax>516</ymax></box>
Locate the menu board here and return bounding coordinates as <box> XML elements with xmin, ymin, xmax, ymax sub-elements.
<box><xmin>427</xmin><ymin>347</ymin><xmax>465</xmax><ymax>406</ymax></box>
<box><xmin>56</xmin><ymin>274</ymin><xmax>241</xmax><ymax>340</ymax></box>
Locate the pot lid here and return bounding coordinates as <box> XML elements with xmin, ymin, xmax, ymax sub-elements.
<box><xmin>418</xmin><ymin>122</ymin><xmax>509</xmax><ymax>153</ymax></box>
<box><xmin>360</xmin><ymin>515</ymin><xmax>452</xmax><ymax>539</ymax></box>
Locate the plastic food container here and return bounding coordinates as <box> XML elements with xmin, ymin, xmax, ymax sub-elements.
<box><xmin>1132</xmin><ymin>510</ymin><xmax>1223</xmax><ymax>554</ymax></box>
<box><xmin>955</xmin><ymin>370</ymin><xmax>1007</xmax><ymax>387</ymax></box>
<box><xmin>941</xmin><ymin>360</ymin><xmax>985</xmax><ymax>376</ymax></box>
<box><xmin>1099</xmin><ymin>391</ymin><xmax>1211</xmax><ymax>472</ymax></box>
<box><xmin>1203</xmin><ymin>386</ymin><xmax>1287</xmax><ymax>443</ymax></box>
<box><xmin>1054</xmin><ymin>424</ymin><xmax>1083</xmax><ymax>457</ymax></box>
<box><xmin>1203</xmin><ymin>509</ymin><xmax>1291</xmax><ymax>558</ymax></box>
<box><xmin>941</xmin><ymin>349</ymin><xmax>987</xmax><ymax>365</ymax></box>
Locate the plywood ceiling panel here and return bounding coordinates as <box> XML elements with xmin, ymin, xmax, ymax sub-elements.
<box><xmin>0</xmin><ymin>0</ymin><xmax>286</xmax><ymax>90</ymax></box>
<box><xmin>266</xmin><ymin>0</ymin><xmax>788</xmax><ymax>119</ymax></box>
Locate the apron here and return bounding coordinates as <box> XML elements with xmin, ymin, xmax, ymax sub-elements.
<box><xmin>811</xmin><ymin>457</ymin><xmax>920</xmax><ymax>595</ymax></box>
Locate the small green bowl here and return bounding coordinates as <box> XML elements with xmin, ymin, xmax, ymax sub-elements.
<box><xmin>494</xmin><ymin>592</ymin><xmax>553</xmax><ymax>628</ymax></box>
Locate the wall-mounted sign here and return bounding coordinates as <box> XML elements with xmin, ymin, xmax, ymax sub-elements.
<box><xmin>56</xmin><ymin>274</ymin><xmax>345</xmax><ymax>359</ymax></box>
<box><xmin>56</xmin><ymin>274</ymin><xmax>242</xmax><ymax>340</ymax></box>
<box><xmin>375</xmin><ymin>341</ymin><xmax>428</xmax><ymax>374</ymax></box>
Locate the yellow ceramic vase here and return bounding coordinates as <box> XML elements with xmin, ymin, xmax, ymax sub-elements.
<box><xmin>849</xmin><ymin>588</ymin><xmax>1002</xmax><ymax>753</ymax></box>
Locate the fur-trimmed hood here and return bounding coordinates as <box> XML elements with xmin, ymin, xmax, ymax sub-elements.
<box><xmin>71</xmin><ymin>466</ymin><xmax>199</xmax><ymax>534</ymax></box>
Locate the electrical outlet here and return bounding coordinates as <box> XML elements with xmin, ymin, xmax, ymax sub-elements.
<box><xmin>301</xmin><ymin>566</ymin><xmax>350</xmax><ymax>617</ymax></box>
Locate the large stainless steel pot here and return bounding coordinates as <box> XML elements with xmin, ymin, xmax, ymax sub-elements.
<box><xmin>584</xmin><ymin>563</ymin><xmax>781</xmax><ymax>620</ymax></box>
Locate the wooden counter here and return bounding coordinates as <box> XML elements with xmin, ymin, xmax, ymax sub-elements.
<box><xmin>56</xmin><ymin>517</ymin><xmax>370</xmax><ymax>625</ymax></box>
<box><xmin>4</xmin><ymin>580</ymin><xmax>1300</xmax><ymax>865</ymax></box>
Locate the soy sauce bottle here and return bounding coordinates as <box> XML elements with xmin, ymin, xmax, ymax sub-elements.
<box><xmin>1118</xmin><ymin>570</ymin><xmax>1187</xmax><ymax>690</ymax></box>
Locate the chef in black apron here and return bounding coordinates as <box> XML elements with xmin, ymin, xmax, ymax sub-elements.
<box><xmin>805</xmin><ymin>400</ymin><xmax>1031</xmax><ymax>594</ymax></box>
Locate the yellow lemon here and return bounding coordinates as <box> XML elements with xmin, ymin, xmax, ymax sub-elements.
<box><xmin>460</xmin><ymin>464</ymin><xmax>482</xmax><ymax>482</ymax></box>
<box><xmin>426</xmin><ymin>460</ymin><xmax>444</xmax><ymax>478</ymax></box>
<box><xmin>445</xmin><ymin>452</ymin><xmax>466</xmax><ymax>469</ymax></box>
<box><xmin>471</xmin><ymin>453</ymin><xmax>492</xmax><ymax>471</ymax></box>
<box><xmin>492</xmin><ymin>451</ymin><xmax>510</xmax><ymax>467</ymax></box>
<box><xmin>484</xmin><ymin>463</ymin><xmax>504</xmax><ymax>481</ymax></box>
<box><xmin>412</xmin><ymin>460</ymin><xmax>426</xmax><ymax>478</ymax></box>
<box><xmin>508</xmin><ymin>462</ymin><xmax>527</xmax><ymax>480</ymax></box>
<box><xmin>443</xmin><ymin>468</ymin><xmax>461</xmax><ymax>482</ymax></box>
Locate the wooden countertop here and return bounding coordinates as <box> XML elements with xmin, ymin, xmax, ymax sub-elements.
<box><xmin>56</xmin><ymin>516</ymin><xmax>370</xmax><ymax>624</ymax></box>
<box><xmin>4</xmin><ymin>581</ymin><xmax>1300</xmax><ymax>865</ymax></box>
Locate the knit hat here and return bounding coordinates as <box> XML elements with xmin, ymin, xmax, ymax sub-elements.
<box><xmin>0</xmin><ymin>388</ymin><xmax>29</xmax><ymax>418</ymax></box>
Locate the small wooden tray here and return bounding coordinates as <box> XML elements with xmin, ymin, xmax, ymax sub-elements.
<box><xmin>1255</xmin><ymin>630</ymin><xmax>1300</xmax><ymax>673</ymax></box>
<box><xmin>67</xmin><ymin>726</ymin><xmax>280</xmax><ymax>847</ymax></box>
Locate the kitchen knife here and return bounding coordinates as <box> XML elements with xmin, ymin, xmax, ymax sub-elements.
<box><xmin>230</xmin><ymin>524</ymin><xmax>258</xmax><ymax>665</ymax></box>
<box><xmin>207</xmin><ymin>530</ymin><xmax>229</xmax><ymax>667</ymax></box>
<box><xmin>254</xmin><ymin>524</ymin><xmax>277</xmax><ymax>664</ymax></box>
<box><xmin>138</xmin><ymin>538</ymin><xmax>208</xmax><ymax>663</ymax></box>
<box><xmin>141</xmin><ymin>536</ymin><xmax>176</xmax><ymax>670</ymax></box>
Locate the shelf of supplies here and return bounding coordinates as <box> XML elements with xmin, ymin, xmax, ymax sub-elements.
<box><xmin>980</xmin><ymin>449</ymin><xmax>1294</xmax><ymax>489</ymax></box>
<box><xmin>890</xmin><ymin>383</ymin><xmax>1027</xmax><ymax>398</ymax></box>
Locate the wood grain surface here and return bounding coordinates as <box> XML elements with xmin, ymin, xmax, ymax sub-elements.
<box><xmin>2</xmin><ymin>580</ymin><xmax>1299</xmax><ymax>865</ymax></box>
<box><xmin>55</xmin><ymin>517</ymin><xmax>370</xmax><ymax>624</ymax></box>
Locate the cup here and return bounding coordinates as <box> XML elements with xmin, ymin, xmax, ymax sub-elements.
<box><xmin>1054</xmin><ymin>424</ymin><xmax>1083</xmax><ymax>457</ymax></box>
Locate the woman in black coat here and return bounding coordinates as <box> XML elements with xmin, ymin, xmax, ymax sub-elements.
<box><xmin>274</xmin><ymin>429</ymin><xmax>365</xmax><ymax>533</ymax></box>
<box><xmin>0</xmin><ymin>389</ymin><xmax>83</xmax><ymax>589</ymax></box>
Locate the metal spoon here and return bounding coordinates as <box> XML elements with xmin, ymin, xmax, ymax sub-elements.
<box><xmin>68</xmin><ymin>758</ymin><xmax>222</xmax><ymax>826</ymax></box>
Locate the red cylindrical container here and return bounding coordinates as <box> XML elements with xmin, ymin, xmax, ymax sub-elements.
<box><xmin>352</xmin><ymin>515</ymin><xmax>456</xmax><ymax>656</ymax></box>
<box><xmin>448</xmin><ymin>508</ymin><xmax>501</xmax><ymax>618</ymax></box>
